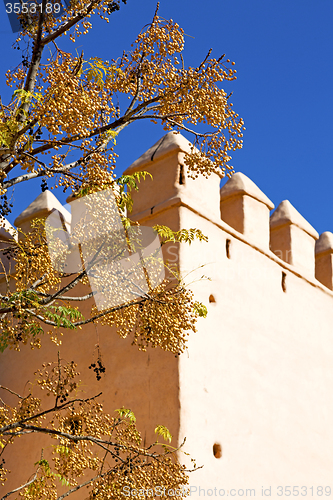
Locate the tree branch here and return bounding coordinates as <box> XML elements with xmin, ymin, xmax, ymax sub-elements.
<box><xmin>36</xmin><ymin>291</ymin><xmax>95</xmax><ymax>301</ymax></box>
<box><xmin>25</xmin><ymin>295</ymin><xmax>146</xmax><ymax>329</ymax></box>
<box><xmin>0</xmin><ymin>1</ymin><xmax>46</xmax><ymax>172</ymax></box>
<box><xmin>42</xmin><ymin>0</ymin><xmax>101</xmax><ymax>46</ymax></box>
<box><xmin>22</xmin><ymin>94</ymin><xmax>161</xmax><ymax>157</ymax></box>
<box><xmin>2</xmin><ymin>422</ymin><xmax>178</xmax><ymax>461</ymax></box>
<box><xmin>0</xmin><ymin>385</ymin><xmax>23</xmax><ymax>399</ymax></box>
<box><xmin>22</xmin><ymin>0</ymin><xmax>47</xmax><ymax>108</ymax></box>
<box><xmin>0</xmin><ymin>470</ymin><xmax>39</xmax><ymax>500</ymax></box>
<box><xmin>0</xmin><ymin>393</ymin><xmax>103</xmax><ymax>434</ymax></box>
<box><xmin>56</xmin><ymin>475</ymin><xmax>100</xmax><ymax>500</ymax></box>
<box><xmin>1</xmin><ymin>93</ymin><xmax>170</xmax><ymax>183</ymax></box>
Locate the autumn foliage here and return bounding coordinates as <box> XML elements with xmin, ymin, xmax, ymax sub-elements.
<box><xmin>0</xmin><ymin>0</ymin><xmax>243</xmax><ymax>497</ymax></box>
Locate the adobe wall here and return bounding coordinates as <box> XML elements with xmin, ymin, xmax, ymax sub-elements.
<box><xmin>0</xmin><ymin>193</ymin><xmax>181</xmax><ymax>498</ymax></box>
<box><xmin>178</xmin><ymin>206</ymin><xmax>333</xmax><ymax>495</ymax></box>
<box><xmin>0</xmin><ymin>287</ymin><xmax>181</xmax><ymax>498</ymax></box>
<box><xmin>125</xmin><ymin>132</ymin><xmax>333</xmax><ymax>497</ymax></box>
<box><xmin>1</xmin><ymin>131</ymin><xmax>333</xmax><ymax>498</ymax></box>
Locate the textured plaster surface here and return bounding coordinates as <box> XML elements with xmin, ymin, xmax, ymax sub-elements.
<box><xmin>270</xmin><ymin>199</ymin><xmax>319</xmax><ymax>239</ymax></box>
<box><xmin>220</xmin><ymin>172</ymin><xmax>274</xmax><ymax>210</ymax></box>
<box><xmin>1</xmin><ymin>133</ymin><xmax>333</xmax><ymax>498</ymax></box>
<box><xmin>178</xmin><ymin>205</ymin><xmax>333</xmax><ymax>494</ymax></box>
<box><xmin>221</xmin><ymin>194</ymin><xmax>272</xmax><ymax>250</ymax></box>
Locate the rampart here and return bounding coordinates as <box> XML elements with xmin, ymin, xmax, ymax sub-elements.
<box><xmin>1</xmin><ymin>131</ymin><xmax>333</xmax><ymax>498</ymax></box>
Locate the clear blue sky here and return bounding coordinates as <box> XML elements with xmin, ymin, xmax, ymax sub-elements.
<box><xmin>0</xmin><ymin>0</ymin><xmax>332</xmax><ymax>235</ymax></box>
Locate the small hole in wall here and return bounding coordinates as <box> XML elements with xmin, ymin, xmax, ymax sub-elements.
<box><xmin>226</xmin><ymin>239</ymin><xmax>231</xmax><ymax>259</ymax></box>
<box><xmin>281</xmin><ymin>272</ymin><xmax>287</xmax><ymax>293</ymax></box>
<box><xmin>209</xmin><ymin>294</ymin><xmax>216</xmax><ymax>303</ymax></box>
<box><xmin>213</xmin><ymin>443</ymin><xmax>222</xmax><ymax>459</ymax></box>
<box><xmin>178</xmin><ymin>164</ymin><xmax>185</xmax><ymax>185</ymax></box>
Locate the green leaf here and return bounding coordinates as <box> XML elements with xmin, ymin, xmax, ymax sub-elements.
<box><xmin>43</xmin><ymin>305</ymin><xmax>84</xmax><ymax>329</ymax></box>
<box><xmin>53</xmin><ymin>473</ymin><xmax>70</xmax><ymax>486</ymax></box>
<box><xmin>55</xmin><ymin>445</ymin><xmax>70</xmax><ymax>456</ymax></box>
<box><xmin>105</xmin><ymin>129</ymin><xmax>118</xmax><ymax>144</ymax></box>
<box><xmin>12</xmin><ymin>88</ymin><xmax>43</xmax><ymax>106</ymax></box>
<box><xmin>117</xmin><ymin>171</ymin><xmax>153</xmax><ymax>192</ymax></box>
<box><xmin>28</xmin><ymin>322</ymin><xmax>44</xmax><ymax>338</ymax></box>
<box><xmin>0</xmin><ymin>333</ymin><xmax>9</xmax><ymax>353</ymax></box>
<box><xmin>153</xmin><ymin>225</ymin><xmax>208</xmax><ymax>245</ymax></box>
<box><xmin>155</xmin><ymin>425</ymin><xmax>172</xmax><ymax>444</ymax></box>
<box><xmin>34</xmin><ymin>458</ymin><xmax>51</xmax><ymax>472</ymax></box>
<box><xmin>115</xmin><ymin>407</ymin><xmax>136</xmax><ymax>423</ymax></box>
<box><xmin>193</xmin><ymin>301</ymin><xmax>208</xmax><ymax>318</ymax></box>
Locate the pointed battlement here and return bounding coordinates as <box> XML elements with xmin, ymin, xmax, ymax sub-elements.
<box><xmin>14</xmin><ymin>190</ymin><xmax>71</xmax><ymax>234</ymax></box>
<box><xmin>128</xmin><ymin>131</ymin><xmax>194</xmax><ymax>169</ymax></box>
<box><xmin>0</xmin><ymin>218</ymin><xmax>17</xmax><ymax>279</ymax></box>
<box><xmin>124</xmin><ymin>131</ymin><xmax>220</xmax><ymax>222</ymax></box>
<box><xmin>315</xmin><ymin>232</ymin><xmax>333</xmax><ymax>290</ymax></box>
<box><xmin>0</xmin><ymin>218</ymin><xmax>17</xmax><ymax>243</ymax></box>
<box><xmin>220</xmin><ymin>172</ymin><xmax>274</xmax><ymax>249</ymax></box>
<box><xmin>122</xmin><ymin>132</ymin><xmax>333</xmax><ymax>289</ymax></box>
<box><xmin>270</xmin><ymin>200</ymin><xmax>318</xmax><ymax>276</ymax></box>
<box><xmin>7</xmin><ymin>133</ymin><xmax>333</xmax><ymax>293</ymax></box>
<box><xmin>3</xmin><ymin>133</ymin><xmax>333</xmax><ymax>498</ymax></box>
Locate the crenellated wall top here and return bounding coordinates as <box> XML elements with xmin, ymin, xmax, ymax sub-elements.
<box><xmin>9</xmin><ymin>132</ymin><xmax>333</xmax><ymax>292</ymax></box>
<box><xmin>220</xmin><ymin>172</ymin><xmax>274</xmax><ymax>210</ymax></box>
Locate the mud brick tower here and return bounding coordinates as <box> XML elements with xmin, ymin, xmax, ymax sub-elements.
<box><xmin>1</xmin><ymin>131</ymin><xmax>333</xmax><ymax>497</ymax></box>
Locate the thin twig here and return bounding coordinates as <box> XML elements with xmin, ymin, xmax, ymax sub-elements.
<box><xmin>0</xmin><ymin>393</ymin><xmax>103</xmax><ymax>434</ymax></box>
<box><xmin>0</xmin><ymin>451</ymin><xmax>43</xmax><ymax>500</ymax></box>
<box><xmin>0</xmin><ymin>385</ymin><xmax>23</xmax><ymax>399</ymax></box>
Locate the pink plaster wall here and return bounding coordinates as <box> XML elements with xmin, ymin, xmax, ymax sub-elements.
<box><xmin>1</xmin><ymin>132</ymin><xmax>333</xmax><ymax>498</ymax></box>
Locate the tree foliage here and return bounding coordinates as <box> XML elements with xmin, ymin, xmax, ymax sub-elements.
<box><xmin>0</xmin><ymin>356</ymin><xmax>190</xmax><ymax>499</ymax></box>
<box><xmin>0</xmin><ymin>0</ymin><xmax>243</xmax><ymax>497</ymax></box>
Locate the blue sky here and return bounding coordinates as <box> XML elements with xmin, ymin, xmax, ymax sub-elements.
<box><xmin>0</xmin><ymin>0</ymin><xmax>332</xmax><ymax>235</ymax></box>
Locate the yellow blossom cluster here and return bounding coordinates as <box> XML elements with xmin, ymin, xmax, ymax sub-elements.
<box><xmin>0</xmin><ymin>3</ymin><xmax>243</xmax><ymax>496</ymax></box>
<box><xmin>98</xmin><ymin>279</ymin><xmax>198</xmax><ymax>355</ymax></box>
<box><xmin>1</xmin><ymin>4</ymin><xmax>243</xmax><ymax>194</ymax></box>
<box><xmin>0</xmin><ymin>358</ymin><xmax>190</xmax><ymax>499</ymax></box>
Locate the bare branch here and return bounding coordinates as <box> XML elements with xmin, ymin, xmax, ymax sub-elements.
<box><xmin>36</xmin><ymin>291</ymin><xmax>95</xmax><ymax>301</ymax></box>
<box><xmin>165</xmin><ymin>118</ymin><xmax>223</xmax><ymax>138</ymax></box>
<box><xmin>0</xmin><ymin>385</ymin><xmax>23</xmax><ymax>399</ymax></box>
<box><xmin>124</xmin><ymin>50</ymin><xmax>146</xmax><ymax>117</ymax></box>
<box><xmin>2</xmin><ymin>159</ymin><xmax>80</xmax><ymax>189</ymax></box>
<box><xmin>42</xmin><ymin>1</ymin><xmax>101</xmax><ymax>46</ymax></box>
<box><xmin>0</xmin><ymin>256</ymin><xmax>10</xmax><ymax>295</ymax></box>
<box><xmin>56</xmin><ymin>475</ymin><xmax>100</xmax><ymax>500</ymax></box>
<box><xmin>0</xmin><ymin>0</ymin><xmax>47</xmax><ymax>172</ymax></box>
<box><xmin>0</xmin><ymin>470</ymin><xmax>38</xmax><ymax>500</ymax></box>
<box><xmin>26</xmin><ymin>295</ymin><xmax>147</xmax><ymax>328</ymax></box>
<box><xmin>197</xmin><ymin>48</ymin><xmax>212</xmax><ymax>71</ymax></box>
<box><xmin>28</xmin><ymin>273</ymin><xmax>48</xmax><ymax>291</ymax></box>
<box><xmin>0</xmin><ymin>393</ymin><xmax>103</xmax><ymax>434</ymax></box>
<box><xmin>22</xmin><ymin>0</ymin><xmax>47</xmax><ymax>106</ymax></box>
<box><xmin>2</xmin><ymin>422</ymin><xmax>181</xmax><ymax>460</ymax></box>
